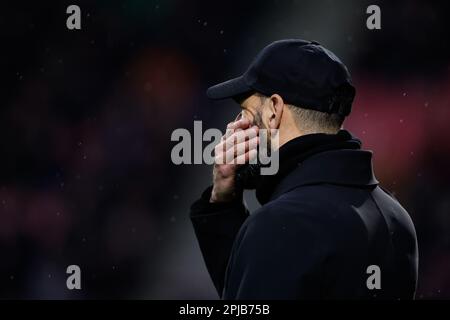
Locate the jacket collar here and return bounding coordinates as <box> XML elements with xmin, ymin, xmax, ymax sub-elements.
<box><xmin>269</xmin><ymin>149</ymin><xmax>379</xmax><ymax>202</ymax></box>
<box><xmin>255</xmin><ymin>130</ymin><xmax>379</xmax><ymax>204</ymax></box>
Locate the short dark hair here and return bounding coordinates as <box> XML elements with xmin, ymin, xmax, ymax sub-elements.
<box><xmin>287</xmin><ymin>105</ymin><xmax>344</xmax><ymax>133</ymax></box>
<box><xmin>255</xmin><ymin>92</ymin><xmax>344</xmax><ymax>133</ymax></box>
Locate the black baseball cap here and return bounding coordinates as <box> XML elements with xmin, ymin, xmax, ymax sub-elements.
<box><xmin>207</xmin><ymin>39</ymin><xmax>355</xmax><ymax>116</ymax></box>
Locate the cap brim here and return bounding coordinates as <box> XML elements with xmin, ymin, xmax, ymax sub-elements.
<box><xmin>206</xmin><ymin>76</ymin><xmax>253</xmax><ymax>100</ymax></box>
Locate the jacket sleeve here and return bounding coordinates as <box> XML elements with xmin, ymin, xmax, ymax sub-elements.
<box><xmin>222</xmin><ymin>203</ymin><xmax>329</xmax><ymax>300</ymax></box>
<box><xmin>190</xmin><ymin>186</ymin><xmax>249</xmax><ymax>296</ymax></box>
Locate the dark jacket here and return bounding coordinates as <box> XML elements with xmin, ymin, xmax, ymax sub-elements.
<box><xmin>190</xmin><ymin>130</ymin><xmax>418</xmax><ymax>299</ymax></box>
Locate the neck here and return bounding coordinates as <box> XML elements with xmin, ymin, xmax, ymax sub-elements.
<box><xmin>278</xmin><ymin>125</ymin><xmax>340</xmax><ymax>149</ymax></box>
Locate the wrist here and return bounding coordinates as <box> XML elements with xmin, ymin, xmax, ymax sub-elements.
<box><xmin>210</xmin><ymin>187</ymin><xmax>236</xmax><ymax>203</ymax></box>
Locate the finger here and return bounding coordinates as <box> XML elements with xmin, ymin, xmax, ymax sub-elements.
<box><xmin>234</xmin><ymin>136</ymin><xmax>259</xmax><ymax>164</ymax></box>
<box><xmin>215</xmin><ymin>136</ymin><xmax>258</xmax><ymax>165</ymax></box>
<box><xmin>222</xmin><ymin>122</ymin><xmax>235</xmax><ymax>141</ymax></box>
<box><xmin>225</xmin><ymin>126</ymin><xmax>258</xmax><ymax>152</ymax></box>
<box><xmin>223</xmin><ymin>127</ymin><xmax>243</xmax><ymax>141</ymax></box>
<box><xmin>216</xmin><ymin>125</ymin><xmax>258</xmax><ymax>164</ymax></box>
<box><xmin>235</xmin><ymin>148</ymin><xmax>258</xmax><ymax>165</ymax></box>
<box><xmin>235</xmin><ymin>135</ymin><xmax>259</xmax><ymax>157</ymax></box>
<box><xmin>228</xmin><ymin>118</ymin><xmax>251</xmax><ymax>130</ymax></box>
<box><xmin>225</xmin><ymin>126</ymin><xmax>258</xmax><ymax>149</ymax></box>
<box><xmin>226</xmin><ymin>135</ymin><xmax>258</xmax><ymax>165</ymax></box>
<box><xmin>224</xmin><ymin>118</ymin><xmax>251</xmax><ymax>139</ymax></box>
<box><xmin>214</xmin><ymin>141</ymin><xmax>227</xmax><ymax>165</ymax></box>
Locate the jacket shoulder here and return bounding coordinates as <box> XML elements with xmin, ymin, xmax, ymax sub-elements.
<box><xmin>254</xmin><ymin>185</ymin><xmax>340</xmax><ymax>220</ymax></box>
<box><xmin>243</xmin><ymin>191</ymin><xmax>333</xmax><ymax>240</ymax></box>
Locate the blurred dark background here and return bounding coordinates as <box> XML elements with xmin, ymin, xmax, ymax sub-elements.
<box><xmin>0</xmin><ymin>0</ymin><xmax>449</xmax><ymax>299</ymax></box>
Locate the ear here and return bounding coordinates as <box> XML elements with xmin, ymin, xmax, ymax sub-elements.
<box><xmin>268</xmin><ymin>94</ymin><xmax>284</xmax><ymax>129</ymax></box>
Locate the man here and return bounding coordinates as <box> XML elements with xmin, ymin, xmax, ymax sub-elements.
<box><xmin>190</xmin><ymin>39</ymin><xmax>418</xmax><ymax>299</ymax></box>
